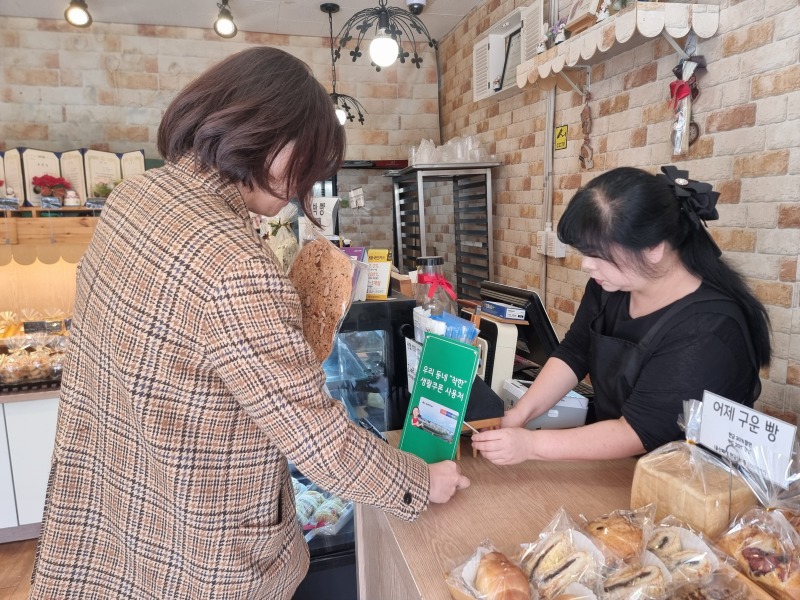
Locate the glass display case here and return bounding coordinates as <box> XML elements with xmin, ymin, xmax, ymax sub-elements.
<box><xmin>292</xmin><ymin>296</ymin><xmax>415</xmax><ymax>600</ymax></box>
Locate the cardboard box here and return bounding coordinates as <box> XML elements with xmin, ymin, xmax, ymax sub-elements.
<box><xmin>391</xmin><ymin>272</ymin><xmax>415</xmax><ymax>297</ymax></box>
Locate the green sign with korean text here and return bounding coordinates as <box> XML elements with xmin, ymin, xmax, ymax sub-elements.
<box><xmin>399</xmin><ymin>334</ymin><xmax>480</xmax><ymax>463</ymax></box>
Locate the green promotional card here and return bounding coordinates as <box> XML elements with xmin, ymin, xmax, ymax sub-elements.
<box><xmin>399</xmin><ymin>334</ymin><xmax>480</xmax><ymax>463</ymax></box>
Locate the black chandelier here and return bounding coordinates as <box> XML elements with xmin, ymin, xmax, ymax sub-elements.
<box><xmin>333</xmin><ymin>0</ymin><xmax>437</xmax><ymax>71</ymax></box>
<box><xmin>322</xmin><ymin>4</ymin><xmax>367</xmax><ymax>125</ymax></box>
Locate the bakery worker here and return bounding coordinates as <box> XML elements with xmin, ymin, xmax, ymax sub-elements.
<box><xmin>473</xmin><ymin>166</ymin><xmax>771</xmax><ymax>463</ymax></box>
<box><xmin>30</xmin><ymin>47</ymin><xmax>469</xmax><ymax>600</ymax></box>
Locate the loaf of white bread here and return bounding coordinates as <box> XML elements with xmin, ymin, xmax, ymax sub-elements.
<box><xmin>630</xmin><ymin>444</ymin><xmax>757</xmax><ymax>539</ymax></box>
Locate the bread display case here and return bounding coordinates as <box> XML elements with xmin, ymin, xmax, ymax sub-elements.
<box><xmin>292</xmin><ymin>295</ymin><xmax>415</xmax><ymax>599</ymax></box>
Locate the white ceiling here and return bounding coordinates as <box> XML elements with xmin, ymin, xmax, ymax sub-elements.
<box><xmin>0</xmin><ymin>0</ymin><xmax>480</xmax><ymax>42</ymax></box>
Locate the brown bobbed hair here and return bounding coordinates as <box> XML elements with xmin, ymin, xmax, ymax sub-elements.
<box><xmin>157</xmin><ymin>47</ymin><xmax>345</xmax><ymax>225</ymax></box>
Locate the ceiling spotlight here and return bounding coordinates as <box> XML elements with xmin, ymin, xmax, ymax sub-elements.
<box><xmin>333</xmin><ymin>0</ymin><xmax>437</xmax><ymax>71</ymax></box>
<box><xmin>213</xmin><ymin>0</ymin><xmax>237</xmax><ymax>39</ymax></box>
<box><xmin>64</xmin><ymin>0</ymin><xmax>92</xmax><ymax>27</ymax></box>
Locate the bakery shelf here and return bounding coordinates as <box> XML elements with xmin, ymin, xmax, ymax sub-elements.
<box><xmin>2</xmin><ymin>207</ymin><xmax>101</xmax><ymax>245</ymax></box>
<box><xmin>516</xmin><ymin>2</ymin><xmax>720</xmax><ymax>91</ymax></box>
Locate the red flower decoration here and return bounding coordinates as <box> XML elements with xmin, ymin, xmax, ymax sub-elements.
<box><xmin>31</xmin><ymin>174</ymin><xmax>71</xmax><ymax>189</ymax></box>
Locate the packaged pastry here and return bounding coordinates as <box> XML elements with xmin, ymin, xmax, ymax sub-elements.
<box><xmin>645</xmin><ymin>523</ymin><xmax>719</xmax><ymax>585</ymax></box>
<box><xmin>581</xmin><ymin>505</ymin><xmax>654</xmax><ymax>563</ymax></box>
<box><xmin>599</xmin><ymin>556</ymin><xmax>669</xmax><ymax>600</ymax></box>
<box><xmin>716</xmin><ymin>441</ymin><xmax>800</xmax><ymax>600</ymax></box>
<box><xmin>47</xmin><ymin>335</ymin><xmax>68</xmax><ymax>380</ymax></box>
<box><xmin>551</xmin><ymin>583</ymin><xmax>596</xmax><ymax>600</ymax></box>
<box><xmin>520</xmin><ymin>509</ymin><xmax>605</xmax><ymax>599</ymax></box>
<box><xmin>446</xmin><ymin>541</ymin><xmax>532</xmax><ymax>600</ymax></box>
<box><xmin>295</xmin><ymin>489</ymin><xmax>326</xmax><ymax>526</ymax></box>
<box><xmin>287</xmin><ymin>231</ymin><xmax>366</xmax><ymax>363</ymax></box>
<box><xmin>631</xmin><ymin>401</ymin><xmax>757</xmax><ymax>539</ymax></box>
<box><xmin>0</xmin><ymin>336</ymin><xmax>32</xmax><ymax>383</ymax></box>
<box><xmin>28</xmin><ymin>334</ymin><xmax>53</xmax><ymax>382</ymax></box>
<box><xmin>669</xmin><ymin>570</ymin><xmax>749</xmax><ymax>600</ymax></box>
<box><xmin>0</xmin><ymin>311</ymin><xmax>20</xmax><ymax>339</ymax></box>
<box><xmin>312</xmin><ymin>497</ymin><xmax>348</xmax><ymax>527</ymax></box>
<box><xmin>716</xmin><ymin>509</ymin><xmax>800</xmax><ymax>600</ymax></box>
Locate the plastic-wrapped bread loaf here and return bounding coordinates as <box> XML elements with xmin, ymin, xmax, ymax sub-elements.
<box><xmin>288</xmin><ymin>236</ymin><xmax>356</xmax><ymax>363</ymax></box>
<box><xmin>630</xmin><ymin>445</ymin><xmax>757</xmax><ymax>540</ymax></box>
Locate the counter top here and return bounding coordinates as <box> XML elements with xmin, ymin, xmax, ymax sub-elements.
<box><xmin>355</xmin><ymin>432</ymin><xmax>636</xmax><ymax>600</ymax></box>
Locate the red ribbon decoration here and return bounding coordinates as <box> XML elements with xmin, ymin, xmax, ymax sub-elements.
<box><xmin>669</xmin><ymin>80</ymin><xmax>691</xmax><ymax>109</ymax></box>
<box><xmin>417</xmin><ymin>273</ymin><xmax>457</xmax><ymax>300</ymax></box>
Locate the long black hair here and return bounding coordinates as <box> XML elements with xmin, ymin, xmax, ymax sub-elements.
<box><xmin>557</xmin><ymin>167</ymin><xmax>771</xmax><ymax>368</ymax></box>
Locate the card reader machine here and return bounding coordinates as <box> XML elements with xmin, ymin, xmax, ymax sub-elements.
<box><xmin>466</xmin><ymin>315</ymin><xmax>517</xmax><ymax>397</ymax></box>
<box><xmin>502</xmin><ymin>379</ymin><xmax>589</xmax><ymax>430</ymax></box>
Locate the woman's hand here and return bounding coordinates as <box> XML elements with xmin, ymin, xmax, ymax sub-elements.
<box><xmin>471</xmin><ymin>427</ymin><xmax>532</xmax><ymax>465</ymax></box>
<box><xmin>428</xmin><ymin>460</ymin><xmax>470</xmax><ymax>503</ymax></box>
<box><xmin>500</xmin><ymin>405</ymin><xmax>528</xmax><ymax>429</ymax></box>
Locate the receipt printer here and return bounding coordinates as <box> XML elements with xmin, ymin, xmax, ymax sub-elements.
<box><xmin>501</xmin><ymin>379</ymin><xmax>589</xmax><ymax>430</ymax></box>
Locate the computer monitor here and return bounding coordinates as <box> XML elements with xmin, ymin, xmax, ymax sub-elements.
<box><xmin>479</xmin><ymin>281</ymin><xmax>560</xmax><ymax>369</ymax></box>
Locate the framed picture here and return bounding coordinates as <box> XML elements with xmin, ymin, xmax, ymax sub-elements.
<box><xmin>500</xmin><ymin>29</ymin><xmax>522</xmax><ymax>90</ymax></box>
<box><xmin>566</xmin><ymin>0</ymin><xmax>602</xmax><ymax>34</ymax></box>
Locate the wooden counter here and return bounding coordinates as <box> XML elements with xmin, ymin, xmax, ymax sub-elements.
<box><xmin>354</xmin><ymin>432</ymin><xmax>636</xmax><ymax>600</ymax></box>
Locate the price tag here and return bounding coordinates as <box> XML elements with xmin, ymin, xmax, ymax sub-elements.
<box><xmin>699</xmin><ymin>390</ymin><xmax>797</xmax><ymax>487</ymax></box>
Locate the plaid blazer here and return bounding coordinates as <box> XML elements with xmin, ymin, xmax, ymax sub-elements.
<box><xmin>30</xmin><ymin>156</ymin><xmax>429</xmax><ymax>599</ymax></box>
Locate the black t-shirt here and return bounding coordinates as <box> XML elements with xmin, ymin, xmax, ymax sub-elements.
<box><xmin>552</xmin><ymin>280</ymin><xmax>756</xmax><ymax>451</ymax></box>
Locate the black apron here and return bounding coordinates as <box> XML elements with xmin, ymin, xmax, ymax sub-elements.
<box><xmin>588</xmin><ymin>286</ymin><xmax>760</xmax><ymax>422</ymax></box>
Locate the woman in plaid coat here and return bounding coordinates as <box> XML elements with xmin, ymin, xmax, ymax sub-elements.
<box><xmin>30</xmin><ymin>47</ymin><xmax>468</xmax><ymax>599</ymax></box>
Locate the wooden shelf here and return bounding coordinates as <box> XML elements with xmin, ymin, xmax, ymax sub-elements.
<box><xmin>516</xmin><ymin>2</ymin><xmax>720</xmax><ymax>90</ymax></box>
<box><xmin>1</xmin><ymin>207</ymin><xmax>101</xmax><ymax>245</ymax></box>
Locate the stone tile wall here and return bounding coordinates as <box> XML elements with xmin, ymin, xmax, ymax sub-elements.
<box><xmin>438</xmin><ymin>0</ymin><xmax>800</xmax><ymax>421</ymax></box>
<box><xmin>0</xmin><ymin>16</ymin><xmax>440</xmax><ymax>249</ymax></box>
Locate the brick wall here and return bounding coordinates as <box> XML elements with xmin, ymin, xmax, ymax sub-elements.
<box><xmin>439</xmin><ymin>0</ymin><xmax>800</xmax><ymax>422</ymax></box>
<box><xmin>0</xmin><ymin>15</ymin><xmax>440</xmax><ymax>247</ymax></box>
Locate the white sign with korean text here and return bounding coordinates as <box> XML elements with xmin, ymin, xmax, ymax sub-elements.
<box><xmin>700</xmin><ymin>390</ymin><xmax>797</xmax><ymax>487</ymax></box>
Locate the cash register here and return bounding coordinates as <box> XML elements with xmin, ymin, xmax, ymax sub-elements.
<box><xmin>466</xmin><ymin>281</ymin><xmax>594</xmax><ymax>429</ymax></box>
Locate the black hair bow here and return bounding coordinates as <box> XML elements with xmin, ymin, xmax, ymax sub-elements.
<box><xmin>659</xmin><ymin>165</ymin><xmax>720</xmax><ymax>230</ymax></box>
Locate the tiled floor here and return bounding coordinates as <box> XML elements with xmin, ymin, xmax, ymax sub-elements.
<box><xmin>0</xmin><ymin>540</ymin><xmax>36</xmax><ymax>600</ymax></box>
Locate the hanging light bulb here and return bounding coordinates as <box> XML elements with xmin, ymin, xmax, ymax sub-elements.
<box><xmin>333</xmin><ymin>0</ymin><xmax>436</xmax><ymax>72</ymax></box>
<box><xmin>64</xmin><ymin>0</ymin><xmax>92</xmax><ymax>27</ymax></box>
<box><xmin>213</xmin><ymin>0</ymin><xmax>237</xmax><ymax>38</ymax></box>
<box><xmin>322</xmin><ymin>3</ymin><xmax>367</xmax><ymax>126</ymax></box>
<box><xmin>369</xmin><ymin>28</ymin><xmax>399</xmax><ymax>68</ymax></box>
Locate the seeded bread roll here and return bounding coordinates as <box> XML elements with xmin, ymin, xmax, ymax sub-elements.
<box><xmin>288</xmin><ymin>238</ymin><xmax>354</xmax><ymax>363</ymax></box>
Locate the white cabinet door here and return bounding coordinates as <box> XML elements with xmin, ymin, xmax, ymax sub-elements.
<box><xmin>5</xmin><ymin>397</ymin><xmax>59</xmax><ymax>525</ymax></box>
<box><xmin>0</xmin><ymin>406</ymin><xmax>19</xmax><ymax>529</ymax></box>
